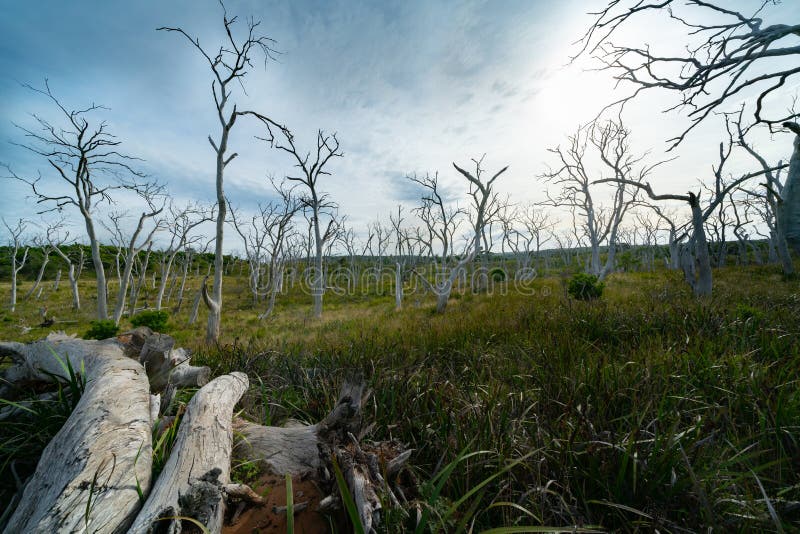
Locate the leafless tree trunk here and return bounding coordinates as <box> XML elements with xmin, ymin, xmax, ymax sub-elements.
<box><xmin>262</xmin><ymin>127</ymin><xmax>343</xmax><ymax>318</ymax></box>
<box><xmin>5</xmin><ymin>82</ymin><xmax>148</xmax><ymax>319</ymax></box>
<box><xmin>543</xmin><ymin>120</ymin><xmax>655</xmax><ymax>280</ymax></box>
<box><xmin>105</xmin><ymin>193</ymin><xmax>165</xmax><ymax>325</ymax></box>
<box><xmin>3</xmin><ymin>218</ymin><xmax>29</xmax><ymax>313</ymax></box>
<box><xmin>407</xmin><ymin>172</ymin><xmax>477</xmax><ymax>313</ymax></box>
<box><xmin>159</xmin><ymin>3</ymin><xmax>278</xmax><ymax>341</ymax></box>
<box><xmin>597</xmin><ymin>157</ymin><xmax>783</xmax><ymax>296</ymax></box>
<box><xmin>49</xmin><ymin>229</ymin><xmax>81</xmax><ymax>311</ymax></box>
<box><xmin>155</xmin><ymin>203</ymin><xmax>212</xmax><ymax>310</ymax></box>
<box><xmin>23</xmin><ymin>239</ymin><xmax>52</xmax><ymax>302</ymax></box>
<box><xmin>779</xmin><ymin>122</ymin><xmax>800</xmax><ymax>257</ymax></box>
<box><xmin>129</xmin><ymin>241</ymin><xmax>152</xmax><ymax>313</ymax></box>
<box><xmin>453</xmin><ymin>155</ymin><xmax>508</xmax><ymax>293</ymax></box>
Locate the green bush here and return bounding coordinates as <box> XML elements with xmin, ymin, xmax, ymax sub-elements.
<box><xmin>84</xmin><ymin>320</ymin><xmax>119</xmax><ymax>340</ymax></box>
<box><xmin>131</xmin><ymin>310</ymin><xmax>170</xmax><ymax>332</ymax></box>
<box><xmin>567</xmin><ymin>272</ymin><xmax>604</xmax><ymax>300</ymax></box>
<box><xmin>489</xmin><ymin>267</ymin><xmax>506</xmax><ymax>282</ymax></box>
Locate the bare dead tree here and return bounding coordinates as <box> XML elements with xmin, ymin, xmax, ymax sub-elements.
<box><xmin>46</xmin><ymin>221</ymin><xmax>82</xmax><ymax>310</ymax></box>
<box><xmin>261</xmin><ymin>128</ymin><xmax>343</xmax><ymax>318</ymax></box>
<box><xmin>733</xmin><ymin>113</ymin><xmax>795</xmax><ymax>273</ymax></box>
<box><xmin>596</xmin><ymin>132</ymin><xmax>785</xmax><ymax>295</ymax></box>
<box><xmin>499</xmin><ymin>204</ymin><xmax>556</xmax><ymax>280</ymax></box>
<box><xmin>453</xmin><ymin>155</ymin><xmax>509</xmax><ymax>292</ymax></box>
<box><xmin>577</xmin><ymin>1</ymin><xmax>800</xmax><ymax>253</ymax></box>
<box><xmin>407</xmin><ymin>172</ymin><xmax>475</xmax><ymax>313</ymax></box>
<box><xmin>128</xmin><ymin>240</ymin><xmax>152</xmax><ymax>313</ymax></box>
<box><xmin>646</xmin><ymin>204</ymin><xmax>685</xmax><ymax>270</ymax></box>
<box><xmin>154</xmin><ymin>202</ymin><xmax>214</xmax><ymax>310</ymax></box>
<box><xmin>577</xmin><ymin>1</ymin><xmax>800</xmax><ymax>145</ymax></box>
<box><xmin>159</xmin><ymin>1</ymin><xmax>279</xmax><ymax>341</ymax></box>
<box><xmin>103</xmin><ymin>186</ymin><xmax>166</xmax><ymax>324</ymax></box>
<box><xmin>3</xmin><ymin>81</ymin><xmax>147</xmax><ymax>319</ymax></box>
<box><xmin>23</xmin><ymin>233</ymin><xmax>54</xmax><ymax>302</ymax></box>
<box><xmin>542</xmin><ymin>120</ymin><xmax>654</xmax><ymax>280</ymax></box>
<box><xmin>229</xmin><ymin>181</ymin><xmax>300</xmax><ymax>318</ymax></box>
<box><xmin>389</xmin><ymin>205</ymin><xmax>419</xmax><ymax>310</ymax></box>
<box><xmin>3</xmin><ymin>218</ymin><xmax>30</xmax><ymax>313</ymax></box>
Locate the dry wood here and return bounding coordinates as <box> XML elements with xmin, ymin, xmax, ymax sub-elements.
<box><xmin>1</xmin><ymin>333</ymin><xmax>153</xmax><ymax>534</ymax></box>
<box><xmin>233</xmin><ymin>382</ymin><xmax>364</xmax><ymax>476</ymax></box>
<box><xmin>128</xmin><ymin>372</ymin><xmax>249</xmax><ymax>534</ymax></box>
<box><xmin>120</xmin><ymin>327</ymin><xmax>210</xmax><ymax>391</ymax></box>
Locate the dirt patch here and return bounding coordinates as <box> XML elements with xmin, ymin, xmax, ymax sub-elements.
<box><xmin>224</xmin><ymin>473</ymin><xmax>330</xmax><ymax>534</ymax></box>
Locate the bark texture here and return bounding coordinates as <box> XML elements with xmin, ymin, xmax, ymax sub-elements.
<box><xmin>1</xmin><ymin>333</ymin><xmax>153</xmax><ymax>534</ymax></box>
<box><xmin>129</xmin><ymin>372</ymin><xmax>249</xmax><ymax>534</ymax></box>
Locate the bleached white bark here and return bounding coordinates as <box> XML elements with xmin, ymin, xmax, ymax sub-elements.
<box><xmin>781</xmin><ymin>123</ymin><xmax>800</xmax><ymax>254</ymax></box>
<box><xmin>128</xmin><ymin>372</ymin><xmax>249</xmax><ymax>534</ymax></box>
<box><xmin>1</xmin><ymin>334</ymin><xmax>153</xmax><ymax>534</ymax></box>
<box><xmin>3</xmin><ymin>218</ymin><xmax>30</xmax><ymax>313</ymax></box>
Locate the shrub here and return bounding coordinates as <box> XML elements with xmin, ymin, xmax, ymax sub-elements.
<box><xmin>567</xmin><ymin>272</ymin><xmax>604</xmax><ymax>300</ymax></box>
<box><xmin>84</xmin><ymin>320</ymin><xmax>119</xmax><ymax>340</ymax></box>
<box><xmin>131</xmin><ymin>310</ymin><xmax>170</xmax><ymax>332</ymax></box>
<box><xmin>489</xmin><ymin>267</ymin><xmax>506</xmax><ymax>282</ymax></box>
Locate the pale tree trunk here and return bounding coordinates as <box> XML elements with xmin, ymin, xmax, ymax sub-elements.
<box><xmin>52</xmin><ymin>269</ymin><xmax>61</xmax><ymax>291</ymax></box>
<box><xmin>190</xmin><ymin>269</ymin><xmax>212</xmax><ymax>325</ymax></box>
<box><xmin>312</xmin><ymin>206</ymin><xmax>325</xmax><ymax>319</ymax></box>
<box><xmin>52</xmin><ymin>246</ymin><xmax>81</xmax><ymax>311</ymax></box>
<box><xmin>668</xmin><ymin>233</ymin><xmax>680</xmax><ymax>270</ymax></box>
<box><xmin>259</xmin><ymin>261</ymin><xmax>283</xmax><ymax>320</ymax></box>
<box><xmin>1</xmin><ymin>334</ymin><xmax>153</xmax><ymax>533</ymax></box>
<box><xmin>155</xmin><ymin>251</ymin><xmax>178</xmax><ymax>310</ymax></box>
<box><xmin>206</xmin><ymin>144</ymin><xmax>227</xmax><ymax>342</ymax></box>
<box><xmin>128</xmin><ymin>373</ymin><xmax>248</xmax><ymax>534</ymax></box>
<box><xmin>24</xmin><ymin>248</ymin><xmax>50</xmax><ymax>301</ymax></box>
<box><xmin>781</xmin><ymin>125</ymin><xmax>800</xmax><ymax>254</ymax></box>
<box><xmin>691</xmin><ymin>198</ymin><xmax>713</xmax><ymax>296</ymax></box>
<box><xmin>113</xmin><ymin>257</ymin><xmax>136</xmax><ymax>324</ymax></box>
<box><xmin>130</xmin><ymin>243</ymin><xmax>152</xmax><ymax>313</ymax></box>
<box><xmin>175</xmin><ymin>251</ymin><xmax>192</xmax><ymax>313</ymax></box>
<box><xmin>112</xmin><ymin>208</ymin><xmax>162</xmax><ymax>325</ymax></box>
<box><xmin>395</xmin><ymin>262</ymin><xmax>403</xmax><ymax>310</ymax></box>
<box><xmin>9</xmin><ymin>247</ymin><xmax>29</xmax><ymax>313</ymax></box>
<box><xmin>85</xmin><ymin>215</ymin><xmax>109</xmax><ymax>319</ymax></box>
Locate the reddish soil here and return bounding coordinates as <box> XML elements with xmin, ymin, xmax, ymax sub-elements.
<box><xmin>223</xmin><ymin>474</ymin><xmax>330</xmax><ymax>534</ymax></box>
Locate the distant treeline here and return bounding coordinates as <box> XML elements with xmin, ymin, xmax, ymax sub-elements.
<box><xmin>0</xmin><ymin>244</ymin><xmax>223</xmax><ymax>281</ymax></box>
<box><xmin>0</xmin><ymin>239</ymin><xmax>773</xmax><ymax>281</ymax></box>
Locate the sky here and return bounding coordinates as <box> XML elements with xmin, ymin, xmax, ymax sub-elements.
<box><xmin>1</xmin><ymin>0</ymin><xmax>798</xmax><ymax>253</ymax></box>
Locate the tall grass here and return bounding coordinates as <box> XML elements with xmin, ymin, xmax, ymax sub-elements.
<box><xmin>193</xmin><ymin>266</ymin><xmax>800</xmax><ymax>531</ymax></box>
<box><xmin>1</xmin><ymin>264</ymin><xmax>798</xmax><ymax>530</ymax></box>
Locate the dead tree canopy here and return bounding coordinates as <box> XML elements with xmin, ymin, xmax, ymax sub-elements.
<box><xmin>577</xmin><ymin>1</ymin><xmax>800</xmax><ymax>145</ymax></box>
<box><xmin>4</xmin><ymin>80</ymin><xmax>148</xmax><ymax>320</ymax></box>
<box><xmin>159</xmin><ymin>2</ymin><xmax>281</xmax><ymax>342</ymax></box>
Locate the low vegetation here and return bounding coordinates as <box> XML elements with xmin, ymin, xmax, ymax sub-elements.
<box><xmin>1</xmin><ymin>263</ymin><xmax>798</xmax><ymax>531</ymax></box>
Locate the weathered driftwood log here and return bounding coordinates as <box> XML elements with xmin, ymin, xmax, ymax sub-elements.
<box><xmin>0</xmin><ymin>333</ymin><xmax>153</xmax><ymax>534</ymax></box>
<box><xmin>233</xmin><ymin>382</ymin><xmax>364</xmax><ymax>476</ymax></box>
<box><xmin>120</xmin><ymin>327</ymin><xmax>210</xmax><ymax>391</ymax></box>
<box><xmin>128</xmin><ymin>372</ymin><xmax>249</xmax><ymax>534</ymax></box>
<box><xmin>233</xmin><ymin>383</ymin><xmax>408</xmax><ymax>532</ymax></box>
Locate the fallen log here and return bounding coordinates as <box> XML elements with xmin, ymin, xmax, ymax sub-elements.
<box><xmin>233</xmin><ymin>382</ymin><xmax>364</xmax><ymax>476</ymax></box>
<box><xmin>129</xmin><ymin>372</ymin><xmax>249</xmax><ymax>534</ymax></box>
<box><xmin>0</xmin><ymin>333</ymin><xmax>153</xmax><ymax>534</ymax></box>
<box><xmin>232</xmin><ymin>383</ymin><xmax>411</xmax><ymax>532</ymax></box>
<box><xmin>120</xmin><ymin>327</ymin><xmax>210</xmax><ymax>392</ymax></box>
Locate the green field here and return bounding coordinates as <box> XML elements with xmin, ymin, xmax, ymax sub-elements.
<box><xmin>1</xmin><ymin>263</ymin><xmax>799</xmax><ymax>532</ymax></box>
